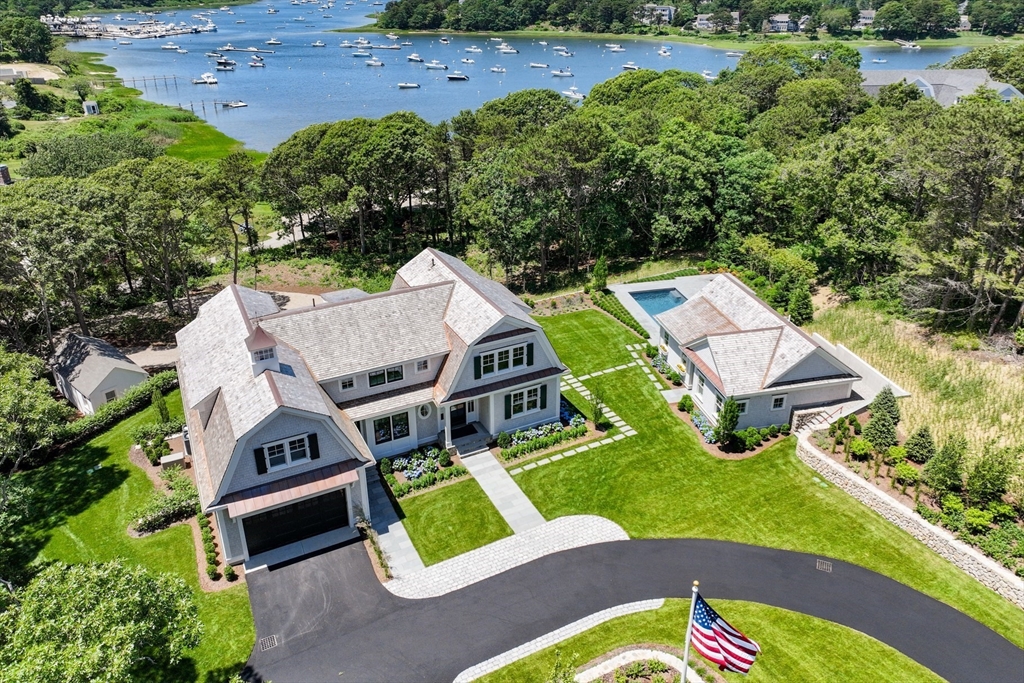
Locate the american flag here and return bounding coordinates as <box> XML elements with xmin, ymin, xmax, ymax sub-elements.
<box><xmin>690</xmin><ymin>593</ymin><xmax>761</xmax><ymax>674</ymax></box>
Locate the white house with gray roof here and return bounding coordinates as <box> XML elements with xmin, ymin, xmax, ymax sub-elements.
<box><xmin>176</xmin><ymin>249</ymin><xmax>565</xmax><ymax>566</ymax></box>
<box><xmin>51</xmin><ymin>333</ymin><xmax>149</xmax><ymax>415</ymax></box>
<box><xmin>655</xmin><ymin>274</ymin><xmax>860</xmax><ymax>429</ymax></box>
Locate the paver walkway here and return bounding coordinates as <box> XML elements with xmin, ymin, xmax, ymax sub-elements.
<box><xmin>461</xmin><ymin>450</ymin><xmax>546</xmax><ymax>533</ymax></box>
<box><xmin>365</xmin><ymin>468</ymin><xmax>425</xmax><ymax>577</ymax></box>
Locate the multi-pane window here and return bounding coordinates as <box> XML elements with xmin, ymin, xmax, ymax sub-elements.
<box><xmin>253</xmin><ymin>348</ymin><xmax>275</xmax><ymax>362</ymax></box>
<box><xmin>526</xmin><ymin>387</ymin><xmax>539</xmax><ymax>411</ymax></box>
<box><xmin>263</xmin><ymin>435</ymin><xmax>309</xmax><ymax>470</ymax></box>
<box><xmin>772</xmin><ymin>395</ymin><xmax>787</xmax><ymax>411</ymax></box>
<box><xmin>104</xmin><ymin>390</ymin><xmax>117</xmax><ymax>403</ymax></box>
<box><xmin>369</xmin><ymin>365</ymin><xmax>404</xmax><ymax>387</ymax></box>
<box><xmin>510</xmin><ymin>387</ymin><xmax>541</xmax><ymax>415</ymax></box>
<box><xmin>697</xmin><ymin>375</ymin><xmax>705</xmax><ymax>396</ymax></box>
<box><xmin>373</xmin><ymin>412</ymin><xmax>411</xmax><ymax>445</ymax></box>
<box><xmin>369</xmin><ymin>369</ymin><xmax>386</xmax><ymax>387</ymax></box>
<box><xmin>386</xmin><ymin>365</ymin><xmax>404</xmax><ymax>383</ymax></box>
<box><xmin>511</xmin><ymin>391</ymin><xmax>525</xmax><ymax>415</ymax></box>
<box><xmin>416</xmin><ymin>359</ymin><xmax>429</xmax><ymax>372</ymax></box>
<box><xmin>481</xmin><ymin>344</ymin><xmax>527</xmax><ymax>376</ymax></box>
<box><xmin>482</xmin><ymin>353</ymin><xmax>495</xmax><ymax>374</ymax></box>
<box><xmin>715</xmin><ymin>395</ymin><xmax>723</xmax><ymax>412</ymax></box>
<box><xmin>497</xmin><ymin>349</ymin><xmax>510</xmax><ymax>371</ymax></box>
<box><xmin>512</xmin><ymin>346</ymin><xmax>525</xmax><ymax>367</ymax></box>
<box><xmin>736</xmin><ymin>400</ymin><xmax>748</xmax><ymax>415</ymax></box>
<box><xmin>340</xmin><ymin>377</ymin><xmax>354</xmax><ymax>390</ymax></box>
<box><xmin>467</xmin><ymin>400</ymin><xmax>475</xmax><ymax>412</ymax></box>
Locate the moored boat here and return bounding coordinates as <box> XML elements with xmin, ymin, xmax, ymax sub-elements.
<box><xmin>550</xmin><ymin>68</ymin><xmax>573</xmax><ymax>76</ymax></box>
<box><xmin>407</xmin><ymin>53</ymin><xmax>424</xmax><ymax>62</ymax></box>
<box><xmin>490</xmin><ymin>65</ymin><xmax>505</xmax><ymax>72</ymax></box>
<box><xmin>529</xmin><ymin>62</ymin><xmax>548</xmax><ymax>68</ymax></box>
<box><xmin>622</xmin><ymin>61</ymin><xmax>639</xmax><ymax>70</ymax></box>
<box><xmin>397</xmin><ymin>82</ymin><xmax>420</xmax><ymax>88</ymax></box>
<box><xmin>447</xmin><ymin>70</ymin><xmax>469</xmax><ymax>80</ymax></box>
<box><xmin>366</xmin><ymin>59</ymin><xmax>385</xmax><ymax>66</ymax></box>
<box><xmin>425</xmin><ymin>60</ymin><xmax>448</xmax><ymax>69</ymax></box>
<box><xmin>191</xmin><ymin>72</ymin><xmax>218</xmax><ymax>84</ymax></box>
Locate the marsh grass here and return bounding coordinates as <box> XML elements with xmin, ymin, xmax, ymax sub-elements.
<box><xmin>808</xmin><ymin>303</ymin><xmax>1024</xmax><ymax>452</ymax></box>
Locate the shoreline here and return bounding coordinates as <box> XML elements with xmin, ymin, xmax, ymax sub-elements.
<box><xmin>70</xmin><ymin>0</ymin><xmax>254</xmax><ymax>16</ymax></box>
<box><xmin>334</xmin><ymin>24</ymin><xmax>1022</xmax><ymax>51</ymax></box>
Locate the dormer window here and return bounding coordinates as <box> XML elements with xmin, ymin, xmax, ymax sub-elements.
<box><xmin>253</xmin><ymin>347</ymin><xmax>275</xmax><ymax>362</ymax></box>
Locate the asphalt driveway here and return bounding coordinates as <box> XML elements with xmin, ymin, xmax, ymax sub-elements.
<box><xmin>242</xmin><ymin>539</ymin><xmax>1024</xmax><ymax>683</ymax></box>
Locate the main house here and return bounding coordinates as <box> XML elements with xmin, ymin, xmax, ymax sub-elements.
<box><xmin>176</xmin><ymin>249</ymin><xmax>565</xmax><ymax>565</ymax></box>
<box><xmin>655</xmin><ymin>274</ymin><xmax>860</xmax><ymax>430</ymax></box>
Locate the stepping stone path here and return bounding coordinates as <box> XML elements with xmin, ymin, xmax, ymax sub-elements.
<box><xmin>511</xmin><ymin>345</ymin><xmax>644</xmax><ymax>476</ymax></box>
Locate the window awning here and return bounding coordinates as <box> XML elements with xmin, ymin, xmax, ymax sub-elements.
<box><xmin>221</xmin><ymin>461</ymin><xmax>362</xmax><ymax>517</ymax></box>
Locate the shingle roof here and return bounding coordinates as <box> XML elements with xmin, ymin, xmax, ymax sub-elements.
<box><xmin>339</xmin><ymin>382</ymin><xmax>436</xmax><ymax>421</ymax></box>
<box><xmin>52</xmin><ymin>334</ymin><xmax>147</xmax><ymax>395</ymax></box>
<box><xmin>656</xmin><ymin>274</ymin><xmax>853</xmax><ymax>395</ymax></box>
<box><xmin>859</xmin><ymin>69</ymin><xmax>1022</xmax><ymax>107</ymax></box>
<box><xmin>321</xmin><ymin>288</ymin><xmax>369</xmax><ymax>303</ymax></box>
<box><xmin>257</xmin><ymin>283</ymin><xmax>454</xmax><ymax>381</ymax></box>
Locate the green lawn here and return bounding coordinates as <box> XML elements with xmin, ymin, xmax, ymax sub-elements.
<box><xmin>14</xmin><ymin>390</ymin><xmax>254</xmax><ymax>682</ymax></box>
<box><xmin>518</xmin><ymin>313</ymin><xmax>1024</xmax><ymax>649</ymax></box>
<box><xmin>399</xmin><ymin>478</ymin><xmax>513</xmax><ymax>565</ymax></box>
<box><xmin>537</xmin><ymin>309</ymin><xmax>640</xmax><ymax>376</ymax></box>
<box><xmin>478</xmin><ymin>598</ymin><xmax>942</xmax><ymax>683</ymax></box>
<box><xmin>165</xmin><ymin>122</ymin><xmax>247</xmax><ymax>162</ymax></box>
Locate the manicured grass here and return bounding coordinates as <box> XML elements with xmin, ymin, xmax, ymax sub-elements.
<box><xmin>478</xmin><ymin>598</ymin><xmax>942</xmax><ymax>683</ymax></box>
<box><xmin>536</xmin><ymin>309</ymin><xmax>640</xmax><ymax>376</ymax></box>
<box><xmin>399</xmin><ymin>478</ymin><xmax>513</xmax><ymax>565</ymax></box>
<box><xmin>518</xmin><ymin>313</ymin><xmax>1024</xmax><ymax>649</ymax></box>
<box><xmin>14</xmin><ymin>390</ymin><xmax>254</xmax><ymax>683</ymax></box>
<box><xmin>807</xmin><ymin>302</ymin><xmax>1024</xmax><ymax>450</ymax></box>
<box><xmin>165</xmin><ymin>122</ymin><xmax>246</xmax><ymax>162</ymax></box>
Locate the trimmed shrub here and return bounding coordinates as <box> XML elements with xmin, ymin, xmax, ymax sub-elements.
<box><xmin>904</xmin><ymin>425</ymin><xmax>936</xmax><ymax>464</ymax></box>
<box><xmin>863</xmin><ymin>411</ymin><xmax>897</xmax><ymax>454</ymax></box>
<box><xmin>206</xmin><ymin>550</ymin><xmax>218</xmax><ymax>565</ymax></box>
<box><xmin>780</xmin><ymin>423</ymin><xmax>791</xmax><ymax>435</ymax></box>
<box><xmin>627</xmin><ymin>267</ymin><xmax>701</xmax><ymax>284</ymax></box>
<box><xmin>592</xmin><ymin>290</ymin><xmax>647</xmax><ymax>337</ymax></box>
<box><xmin>965</xmin><ymin>508</ymin><xmax>994</xmax><ymax>535</ymax></box>
<box><xmin>500</xmin><ymin>424</ymin><xmax>587</xmax><ymax>461</ymax></box>
<box><xmin>206</xmin><ymin>564</ymin><xmax>218</xmax><ymax>580</ymax></box>
<box><xmin>678</xmin><ymin>394</ymin><xmax>694</xmax><ymax>413</ymax></box>
<box><xmin>152</xmin><ymin>387</ymin><xmax>171</xmax><ymax>423</ymax></box>
<box><xmin>849</xmin><ymin>438</ymin><xmax>873</xmax><ymax>461</ymax></box>
<box><xmin>886</xmin><ymin>445</ymin><xmax>907</xmax><ymax>465</ymax></box>
<box><xmin>131</xmin><ymin>468</ymin><xmax>199</xmax><ymax>534</ymax></box>
<box><xmin>768</xmin><ymin>424</ymin><xmax>779</xmax><ymax>437</ymax></box>
<box><xmin>223</xmin><ymin>565</ymin><xmax>237</xmax><ymax>581</ymax></box>
<box><xmin>759</xmin><ymin>427</ymin><xmax>771</xmax><ymax>440</ymax></box>
<box><xmin>644</xmin><ymin>344</ymin><xmax>658</xmax><ymax>358</ymax></box>
<box><xmin>379</xmin><ymin>457</ymin><xmax>392</xmax><ymax>476</ymax></box>
<box><xmin>894</xmin><ymin>461</ymin><xmax>920</xmax><ymax>486</ymax></box>
<box><xmin>438</xmin><ymin>449</ymin><xmax>452</xmax><ymax>468</ymax></box>
<box><xmin>141</xmin><ymin>438</ymin><xmax>171</xmax><ymax>466</ymax></box>
<box><xmin>497</xmin><ymin>431</ymin><xmax>512</xmax><ymax>449</ymax></box>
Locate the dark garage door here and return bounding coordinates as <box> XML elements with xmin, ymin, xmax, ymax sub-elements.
<box><xmin>243</xmin><ymin>488</ymin><xmax>349</xmax><ymax>557</ymax></box>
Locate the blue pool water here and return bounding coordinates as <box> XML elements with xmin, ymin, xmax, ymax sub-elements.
<box><xmin>630</xmin><ymin>289</ymin><xmax>686</xmax><ymax>317</ymax></box>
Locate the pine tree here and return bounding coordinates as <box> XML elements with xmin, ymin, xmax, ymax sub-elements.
<box><xmin>591</xmin><ymin>255</ymin><xmax>608</xmax><ymax>292</ymax></box>
<box><xmin>714</xmin><ymin>396</ymin><xmax>740</xmax><ymax>446</ymax></box>
<box><xmin>904</xmin><ymin>425</ymin><xmax>936</xmax><ymax>463</ymax></box>
<box><xmin>788</xmin><ymin>282</ymin><xmax>814</xmax><ymax>326</ymax></box>
<box><xmin>924</xmin><ymin>435</ymin><xmax>966</xmax><ymax>497</ymax></box>
<box><xmin>151</xmin><ymin>387</ymin><xmax>170</xmax><ymax>423</ymax></box>
<box><xmin>965</xmin><ymin>445</ymin><xmax>1015</xmax><ymax>507</ymax></box>
<box><xmin>870</xmin><ymin>385</ymin><xmax>901</xmax><ymax>426</ymax></box>
<box><xmin>863</xmin><ymin>410</ymin><xmax>897</xmax><ymax>454</ymax></box>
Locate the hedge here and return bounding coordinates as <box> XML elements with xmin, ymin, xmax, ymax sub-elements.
<box><xmin>131</xmin><ymin>467</ymin><xmax>198</xmax><ymax>534</ymax></box>
<box><xmin>500</xmin><ymin>424</ymin><xmax>588</xmax><ymax>461</ymax></box>
<box><xmin>52</xmin><ymin>370</ymin><xmax>179</xmax><ymax>458</ymax></box>
<box><xmin>627</xmin><ymin>267</ymin><xmax>701</xmax><ymax>284</ymax></box>
<box><xmin>389</xmin><ymin>464</ymin><xmax>469</xmax><ymax>499</ymax></box>
<box><xmin>592</xmin><ymin>291</ymin><xmax>647</xmax><ymax>337</ymax></box>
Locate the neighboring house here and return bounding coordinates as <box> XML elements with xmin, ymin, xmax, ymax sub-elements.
<box><xmin>694</xmin><ymin>11</ymin><xmax>740</xmax><ymax>30</ymax></box>
<box><xmin>51</xmin><ymin>333</ymin><xmax>150</xmax><ymax>415</ymax></box>
<box><xmin>82</xmin><ymin>100</ymin><xmax>99</xmax><ymax>115</ymax></box>
<box><xmin>854</xmin><ymin>9</ymin><xmax>875</xmax><ymax>28</ymax></box>
<box><xmin>655</xmin><ymin>274</ymin><xmax>861</xmax><ymax>430</ymax></box>
<box><xmin>176</xmin><ymin>249</ymin><xmax>566</xmax><ymax>565</ymax></box>
<box><xmin>636</xmin><ymin>3</ymin><xmax>676</xmax><ymax>24</ymax></box>
<box><xmin>765</xmin><ymin>13</ymin><xmax>799</xmax><ymax>31</ymax></box>
<box><xmin>959</xmin><ymin>14</ymin><xmax>971</xmax><ymax>30</ymax></box>
<box><xmin>860</xmin><ymin>69</ymin><xmax>1023</xmax><ymax>106</ymax></box>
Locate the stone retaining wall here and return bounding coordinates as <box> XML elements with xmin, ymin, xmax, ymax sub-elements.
<box><xmin>796</xmin><ymin>432</ymin><xmax>1024</xmax><ymax>608</ymax></box>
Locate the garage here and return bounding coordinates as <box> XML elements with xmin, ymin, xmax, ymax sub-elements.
<box><xmin>242</xmin><ymin>488</ymin><xmax>350</xmax><ymax>557</ymax></box>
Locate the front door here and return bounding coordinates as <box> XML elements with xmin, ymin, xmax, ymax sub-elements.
<box><xmin>450</xmin><ymin>402</ymin><xmax>467</xmax><ymax>428</ymax></box>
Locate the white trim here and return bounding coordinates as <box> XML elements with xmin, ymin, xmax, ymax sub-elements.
<box><xmin>509</xmin><ymin>385</ymin><xmax>542</xmax><ymax>416</ymax></box>
<box><xmin>418</xmin><ymin>403</ymin><xmax>433</xmax><ymax>418</ymax></box>
<box><xmin>416</xmin><ymin>359</ymin><xmax>430</xmax><ymax>373</ymax></box>
<box><xmin>372</xmin><ymin>410</ymin><xmax>412</xmax><ymax>446</ymax></box>
<box><xmin>771</xmin><ymin>394</ymin><xmax>788</xmax><ymax>411</ymax></box>
<box><xmin>262</xmin><ymin>433</ymin><xmax>311</xmax><ymax>472</ymax></box>
<box><xmin>736</xmin><ymin>399</ymin><xmax>748</xmax><ymax>415</ymax></box>
<box><xmin>339</xmin><ymin>377</ymin><xmax>355</xmax><ymax>391</ymax></box>
<box><xmin>479</xmin><ymin>342</ymin><xmax>528</xmax><ymax>377</ymax></box>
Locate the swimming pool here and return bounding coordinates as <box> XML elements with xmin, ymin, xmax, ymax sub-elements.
<box><xmin>629</xmin><ymin>289</ymin><xmax>686</xmax><ymax>318</ymax></box>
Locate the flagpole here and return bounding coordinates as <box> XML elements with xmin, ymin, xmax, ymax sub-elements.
<box><xmin>680</xmin><ymin>580</ymin><xmax>699</xmax><ymax>683</ymax></box>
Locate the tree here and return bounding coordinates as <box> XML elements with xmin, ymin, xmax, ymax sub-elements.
<box><xmin>0</xmin><ymin>108</ymin><xmax>12</xmax><ymax>141</ymax></box>
<box><xmin>714</xmin><ymin>396</ymin><xmax>740</xmax><ymax>445</ymax></box>
<box><xmin>965</xmin><ymin>444</ymin><xmax>1017</xmax><ymax>506</ymax></box>
<box><xmin>877</xmin><ymin>79</ymin><xmax>924</xmax><ymax>108</ymax></box>
<box><xmin>64</xmin><ymin>76</ymin><xmax>92</xmax><ymax>102</ymax></box>
<box><xmin>874</xmin><ymin>1</ymin><xmax>918</xmax><ymax>37</ymax></box>
<box><xmin>710</xmin><ymin>9</ymin><xmax>736</xmax><ymax>32</ymax></box>
<box><xmin>788</xmin><ymin>282</ymin><xmax>814</xmax><ymax>325</ymax></box>
<box><xmin>820</xmin><ymin>7</ymin><xmax>853</xmax><ymax>34</ymax></box>
<box><xmin>546</xmin><ymin>649</ymin><xmax>579</xmax><ymax>683</ymax></box>
<box><xmin>0</xmin><ymin>561</ymin><xmax>201</xmax><ymax>682</ymax></box>
<box><xmin>863</xmin><ymin>410</ymin><xmax>897</xmax><ymax>454</ymax></box>
<box><xmin>20</xmin><ymin>133</ymin><xmax>161</xmax><ymax>179</ymax></box>
<box><xmin>924</xmin><ymin>434</ymin><xmax>966</xmax><ymax>496</ymax></box>
<box><xmin>870</xmin><ymin>385</ymin><xmax>901</xmax><ymax>426</ymax></box>
<box><xmin>591</xmin><ymin>254</ymin><xmax>608</xmax><ymax>291</ymax></box>
<box><xmin>151</xmin><ymin>387</ymin><xmax>170</xmax><ymax>423</ymax></box>
<box><xmin>0</xmin><ymin>17</ymin><xmax>53</xmax><ymax>63</ymax></box>
<box><xmin>904</xmin><ymin>425</ymin><xmax>936</xmax><ymax>463</ymax></box>
<box><xmin>206</xmin><ymin>152</ymin><xmax>260</xmax><ymax>284</ymax></box>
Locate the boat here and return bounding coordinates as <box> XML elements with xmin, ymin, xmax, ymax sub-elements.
<box><xmin>206</xmin><ymin>51</ymin><xmax>223</xmax><ymax>57</ymax></box>
<box><xmin>702</xmin><ymin>69</ymin><xmax>716</xmax><ymax>80</ymax></box>
<box><xmin>312</xmin><ymin>40</ymin><xmax>326</xmax><ymax>46</ymax></box>
<box><xmin>115</xmin><ymin>14</ymin><xmax>122</xmax><ymax>19</ymax></box>
<box><xmin>352</xmin><ymin>50</ymin><xmax>371</xmax><ymax>57</ymax></box>
<box><xmin>161</xmin><ymin>42</ymin><xmax>180</xmax><ymax>49</ymax></box>
<box><xmin>461</xmin><ymin>58</ymin><xmax>474</xmax><ymax>64</ymax></box>
<box><xmin>604</xmin><ymin>43</ymin><xmax>620</xmax><ymax>48</ymax></box>
<box><xmin>538</xmin><ymin>41</ymin><xmax>547</xmax><ymax>45</ymax></box>
<box><xmin>354</xmin><ymin>37</ymin><xmax>371</xmax><ymax>45</ymax></box>
<box><xmin>407</xmin><ymin>53</ymin><xmax>423</xmax><ymax>62</ymax></box>
<box><xmin>215</xmin><ymin>65</ymin><xmax>235</xmax><ymax>71</ymax></box>
<box><xmin>401</xmin><ymin>41</ymin><xmax>413</xmax><ymax>45</ymax></box>
<box><xmin>216</xmin><ymin>58</ymin><xmax>237</xmax><ymax>65</ymax></box>
<box><xmin>657</xmin><ymin>48</ymin><xmax>670</xmax><ymax>56</ymax></box>
<box><xmin>236</xmin><ymin>19</ymin><xmax>246</xmax><ymax>23</ymax></box>
<box><xmin>872</xmin><ymin>58</ymin><xmax>887</xmax><ymax>63</ymax></box>
<box><xmin>249</xmin><ymin>61</ymin><xmax>265</xmax><ymax>67</ymax></box>
<box><xmin>219</xmin><ymin>5</ymin><xmax>230</xmax><ymax>10</ymax></box>
<box><xmin>439</xmin><ymin>37</ymin><xmax>450</xmax><ymax>44</ymax></box>
<box><xmin>622</xmin><ymin>61</ymin><xmax>639</xmax><ymax>70</ymax></box>
<box><xmin>323</xmin><ymin>14</ymin><xmax>332</xmax><ymax>17</ymax></box>
<box><xmin>119</xmin><ymin>40</ymin><xmax>132</xmax><ymax>45</ymax></box>
<box><xmin>397</xmin><ymin>82</ymin><xmax>420</xmax><ymax>88</ymax></box>
<box><xmin>266</xmin><ymin>38</ymin><xmax>282</xmax><ymax>45</ymax></box>
<box><xmin>219</xmin><ymin>43</ymin><xmax>236</xmax><ymax>50</ymax></box>
<box><xmin>490</xmin><ymin>37</ymin><xmax>502</xmax><ymax>41</ymax></box>
<box><xmin>425</xmin><ymin>60</ymin><xmax>448</xmax><ymax>69</ymax></box>
<box><xmin>385</xmin><ymin>32</ymin><xmax>398</xmax><ymax>39</ymax></box>
<box><xmin>465</xmin><ymin>45</ymin><xmax>482</xmax><ymax>53</ymax></box>
<box><xmin>222</xmin><ymin>100</ymin><xmax>247</xmax><ymax>108</ymax></box>
<box><xmin>562</xmin><ymin>86</ymin><xmax>585</xmax><ymax>100</ymax></box>
<box><xmin>366</xmin><ymin>59</ymin><xmax>385</xmax><ymax>66</ymax></box>
<box><xmin>191</xmin><ymin>72</ymin><xmax>218</xmax><ymax>84</ymax></box>
<box><xmin>375</xmin><ymin>44</ymin><xmax>401</xmax><ymax>50</ymax></box>
<box><xmin>552</xmin><ymin>45</ymin><xmax>566</xmax><ymax>50</ymax></box>
<box><xmin>550</xmin><ymin>68</ymin><xmax>572</xmax><ymax>76</ymax></box>
<box><xmin>447</xmin><ymin>71</ymin><xmax>469</xmax><ymax>80</ymax></box>
<box><xmin>497</xmin><ymin>46</ymin><xmax>519</xmax><ymax>54</ymax></box>
<box><xmin>340</xmin><ymin>41</ymin><xmax>355</xmax><ymax>47</ymax></box>
<box><xmin>268</xmin><ymin>7</ymin><xmax>279</xmax><ymax>13</ymax></box>
<box><xmin>895</xmin><ymin>39</ymin><xmax>920</xmax><ymax>49</ymax></box>
<box><xmin>529</xmin><ymin>62</ymin><xmax>548</xmax><ymax>68</ymax></box>
<box><xmin>490</xmin><ymin>66</ymin><xmax>505</xmax><ymax>73</ymax></box>
<box><xmin>609</xmin><ymin>46</ymin><xmax>626</xmax><ymax>52</ymax></box>
<box><xmin>294</xmin><ymin>15</ymin><xmax>305</xmax><ymax>20</ymax></box>
<box><xmin>176</xmin><ymin>48</ymin><xmax>188</xmax><ymax>54</ymax></box>
<box><xmin>725</xmin><ymin>51</ymin><xmax>743</xmax><ymax>57</ymax></box>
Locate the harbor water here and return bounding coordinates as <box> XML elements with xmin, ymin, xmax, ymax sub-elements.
<box><xmin>66</xmin><ymin>1</ymin><xmax>972</xmax><ymax>151</ymax></box>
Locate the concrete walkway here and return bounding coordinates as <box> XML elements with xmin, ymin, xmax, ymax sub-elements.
<box><xmin>364</xmin><ymin>468</ymin><xmax>425</xmax><ymax>577</ymax></box>
<box><xmin>385</xmin><ymin>515</ymin><xmax>628</xmax><ymax>599</ymax></box>
<box><xmin>461</xmin><ymin>450</ymin><xmax>545</xmax><ymax>533</ymax></box>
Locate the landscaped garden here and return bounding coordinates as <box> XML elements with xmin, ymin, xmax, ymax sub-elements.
<box><xmin>478</xmin><ymin>599</ymin><xmax>942</xmax><ymax>683</ymax></box>
<box><xmin>398</xmin><ymin>478</ymin><xmax>513</xmax><ymax>566</ymax></box>
<box><xmin>10</xmin><ymin>389</ymin><xmax>254</xmax><ymax>682</ymax></box>
<box><xmin>524</xmin><ymin>312</ymin><xmax>1024</xmax><ymax>649</ymax></box>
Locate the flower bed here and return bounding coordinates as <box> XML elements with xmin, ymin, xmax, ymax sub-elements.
<box><xmin>131</xmin><ymin>467</ymin><xmax>198</xmax><ymax>534</ymax></box>
<box><xmin>497</xmin><ymin>398</ymin><xmax>588</xmax><ymax>461</ymax></box>
<box><xmin>379</xmin><ymin>445</ymin><xmax>469</xmax><ymax>499</ymax></box>
<box><xmin>690</xmin><ymin>408</ymin><xmax>716</xmax><ymax>444</ymax></box>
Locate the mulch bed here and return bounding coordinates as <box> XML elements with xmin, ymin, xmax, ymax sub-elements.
<box><xmin>669</xmin><ymin>408</ymin><xmax>789</xmax><ymax>461</ymax></box>
<box><xmin>580</xmin><ymin>644</ymin><xmax>727</xmax><ymax>683</ymax></box>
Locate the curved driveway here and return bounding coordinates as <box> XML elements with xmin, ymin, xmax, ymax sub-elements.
<box><xmin>242</xmin><ymin>539</ymin><xmax>1023</xmax><ymax>683</ymax></box>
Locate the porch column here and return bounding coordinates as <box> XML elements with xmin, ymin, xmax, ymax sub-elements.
<box><xmin>443</xmin><ymin>405</ymin><xmax>453</xmax><ymax>449</ymax></box>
